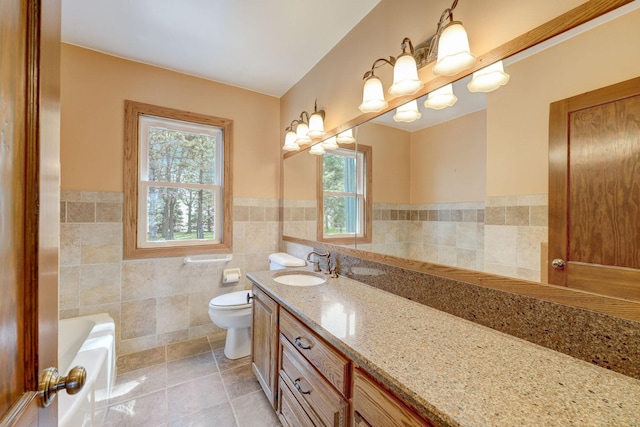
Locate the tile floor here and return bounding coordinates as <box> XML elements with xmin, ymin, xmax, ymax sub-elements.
<box><xmin>98</xmin><ymin>337</ymin><xmax>281</xmax><ymax>427</ymax></box>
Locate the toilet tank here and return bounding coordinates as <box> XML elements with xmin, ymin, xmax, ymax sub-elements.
<box><xmin>268</xmin><ymin>252</ymin><xmax>306</xmax><ymax>270</ymax></box>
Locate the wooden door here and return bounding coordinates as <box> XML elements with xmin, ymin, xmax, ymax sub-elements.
<box><xmin>549</xmin><ymin>77</ymin><xmax>640</xmax><ymax>300</ymax></box>
<box><xmin>251</xmin><ymin>284</ymin><xmax>279</xmax><ymax>409</ymax></box>
<box><xmin>0</xmin><ymin>0</ymin><xmax>61</xmax><ymax>425</ymax></box>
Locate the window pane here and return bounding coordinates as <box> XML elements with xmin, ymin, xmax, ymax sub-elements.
<box><xmin>323</xmin><ymin>153</ymin><xmax>356</xmax><ymax>192</ymax></box>
<box><xmin>147</xmin><ymin>186</ymin><xmax>217</xmax><ymax>242</ymax></box>
<box><xmin>147</xmin><ymin>127</ymin><xmax>217</xmax><ymax>185</ymax></box>
<box><xmin>324</xmin><ymin>195</ymin><xmax>359</xmax><ymax>235</ymax></box>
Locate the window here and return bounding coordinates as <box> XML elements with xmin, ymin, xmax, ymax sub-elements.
<box><xmin>124</xmin><ymin>101</ymin><xmax>232</xmax><ymax>259</ymax></box>
<box><xmin>317</xmin><ymin>145</ymin><xmax>372</xmax><ymax>244</ymax></box>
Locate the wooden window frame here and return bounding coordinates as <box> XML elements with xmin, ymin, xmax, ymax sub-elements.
<box><xmin>123</xmin><ymin>100</ymin><xmax>233</xmax><ymax>259</ymax></box>
<box><xmin>317</xmin><ymin>144</ymin><xmax>372</xmax><ymax>245</ymax></box>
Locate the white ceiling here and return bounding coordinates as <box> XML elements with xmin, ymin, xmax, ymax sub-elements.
<box><xmin>61</xmin><ymin>0</ymin><xmax>381</xmax><ymax>97</ymax></box>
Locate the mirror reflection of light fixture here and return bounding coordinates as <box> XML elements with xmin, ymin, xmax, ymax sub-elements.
<box><xmin>321</xmin><ymin>136</ymin><xmax>339</xmax><ymax>150</ymax></box>
<box><xmin>393</xmin><ymin>99</ymin><xmax>422</xmax><ymax>123</ymax></box>
<box><xmin>282</xmin><ymin>101</ymin><xmax>326</xmax><ymax>151</ymax></box>
<box><xmin>389</xmin><ymin>38</ymin><xmax>424</xmax><ymax>96</ymax></box>
<box><xmin>426</xmin><ymin>0</ymin><xmax>476</xmax><ymax>77</ymax></box>
<box><xmin>467</xmin><ymin>60</ymin><xmax>510</xmax><ymax>92</ymax></box>
<box><xmin>336</xmin><ymin>129</ymin><xmax>356</xmax><ymax>144</ymax></box>
<box><xmin>424</xmin><ymin>83</ymin><xmax>458</xmax><ymax>110</ymax></box>
<box><xmin>309</xmin><ymin>143</ymin><xmax>326</xmax><ymax>155</ymax></box>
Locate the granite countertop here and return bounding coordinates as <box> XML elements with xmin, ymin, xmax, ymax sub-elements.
<box><xmin>247</xmin><ymin>269</ymin><xmax>640</xmax><ymax>427</ymax></box>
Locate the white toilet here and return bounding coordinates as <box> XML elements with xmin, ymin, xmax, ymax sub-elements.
<box><xmin>208</xmin><ymin>253</ymin><xmax>306</xmax><ymax>359</ymax></box>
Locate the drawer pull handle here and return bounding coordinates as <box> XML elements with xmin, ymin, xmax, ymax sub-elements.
<box><xmin>294</xmin><ymin>337</ymin><xmax>312</xmax><ymax>350</ymax></box>
<box><xmin>294</xmin><ymin>378</ymin><xmax>311</xmax><ymax>395</ymax></box>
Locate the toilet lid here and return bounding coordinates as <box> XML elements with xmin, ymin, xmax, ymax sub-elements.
<box><xmin>210</xmin><ymin>290</ymin><xmax>252</xmax><ymax>308</ymax></box>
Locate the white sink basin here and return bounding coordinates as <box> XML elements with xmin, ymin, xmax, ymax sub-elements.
<box><xmin>273</xmin><ymin>273</ymin><xmax>326</xmax><ymax>286</ymax></box>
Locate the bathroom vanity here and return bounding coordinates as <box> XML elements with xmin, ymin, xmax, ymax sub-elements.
<box><xmin>248</xmin><ymin>269</ymin><xmax>640</xmax><ymax>426</ymax></box>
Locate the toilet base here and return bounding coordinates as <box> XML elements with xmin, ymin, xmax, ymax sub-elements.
<box><xmin>223</xmin><ymin>326</ymin><xmax>251</xmax><ymax>359</ymax></box>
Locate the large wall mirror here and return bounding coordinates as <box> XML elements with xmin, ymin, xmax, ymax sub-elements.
<box><xmin>283</xmin><ymin>2</ymin><xmax>640</xmax><ymax>319</ymax></box>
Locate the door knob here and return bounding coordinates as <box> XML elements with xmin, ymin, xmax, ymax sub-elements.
<box><xmin>37</xmin><ymin>366</ymin><xmax>86</xmax><ymax>408</ymax></box>
<box><xmin>551</xmin><ymin>258</ymin><xmax>566</xmax><ymax>270</ymax></box>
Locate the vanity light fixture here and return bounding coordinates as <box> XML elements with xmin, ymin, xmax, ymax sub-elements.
<box><xmin>336</xmin><ymin>129</ymin><xmax>356</xmax><ymax>144</ymax></box>
<box><xmin>467</xmin><ymin>60</ymin><xmax>510</xmax><ymax>92</ymax></box>
<box><xmin>282</xmin><ymin>101</ymin><xmax>327</xmax><ymax>151</ymax></box>
<box><xmin>359</xmin><ymin>57</ymin><xmax>394</xmax><ymax>113</ymax></box>
<box><xmin>307</xmin><ymin>101</ymin><xmax>326</xmax><ymax>139</ymax></box>
<box><xmin>393</xmin><ymin>99</ymin><xmax>422</xmax><ymax>123</ymax></box>
<box><xmin>282</xmin><ymin>124</ymin><xmax>300</xmax><ymax>151</ymax></box>
<box><xmin>430</xmin><ymin>0</ymin><xmax>476</xmax><ymax>76</ymax></box>
<box><xmin>388</xmin><ymin>38</ymin><xmax>424</xmax><ymax>97</ymax></box>
<box><xmin>359</xmin><ymin>35</ymin><xmax>425</xmax><ymax>114</ymax></box>
<box><xmin>424</xmin><ymin>83</ymin><xmax>458</xmax><ymax>110</ymax></box>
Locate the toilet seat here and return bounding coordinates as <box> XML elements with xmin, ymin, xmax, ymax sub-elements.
<box><xmin>209</xmin><ymin>290</ymin><xmax>252</xmax><ymax>311</ymax></box>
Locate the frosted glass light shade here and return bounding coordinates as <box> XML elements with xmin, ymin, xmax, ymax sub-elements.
<box><xmin>336</xmin><ymin>129</ymin><xmax>356</xmax><ymax>144</ymax></box>
<box><xmin>359</xmin><ymin>76</ymin><xmax>388</xmax><ymax>113</ymax></box>
<box><xmin>295</xmin><ymin>122</ymin><xmax>312</xmax><ymax>145</ymax></box>
<box><xmin>424</xmin><ymin>84</ymin><xmax>458</xmax><ymax>110</ymax></box>
<box><xmin>282</xmin><ymin>130</ymin><xmax>300</xmax><ymax>151</ymax></box>
<box><xmin>309</xmin><ymin>143</ymin><xmax>325</xmax><ymax>155</ymax></box>
<box><xmin>393</xmin><ymin>100</ymin><xmax>422</xmax><ymax>123</ymax></box>
<box><xmin>388</xmin><ymin>54</ymin><xmax>424</xmax><ymax>96</ymax></box>
<box><xmin>432</xmin><ymin>22</ymin><xmax>476</xmax><ymax>76</ymax></box>
<box><xmin>467</xmin><ymin>60</ymin><xmax>510</xmax><ymax>93</ymax></box>
<box><xmin>307</xmin><ymin>112</ymin><xmax>326</xmax><ymax>139</ymax></box>
<box><xmin>321</xmin><ymin>136</ymin><xmax>338</xmax><ymax>150</ymax></box>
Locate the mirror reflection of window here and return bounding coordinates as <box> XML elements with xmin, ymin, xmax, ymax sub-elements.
<box><xmin>318</xmin><ymin>145</ymin><xmax>372</xmax><ymax>244</ymax></box>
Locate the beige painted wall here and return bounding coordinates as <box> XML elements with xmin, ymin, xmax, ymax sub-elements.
<box><xmin>486</xmin><ymin>7</ymin><xmax>640</xmax><ymax>196</ymax></box>
<box><xmin>283</xmin><ymin>149</ymin><xmax>317</xmax><ymax>201</ymax></box>
<box><xmin>61</xmin><ymin>44</ymin><xmax>280</xmax><ymax>198</ymax></box>
<box><xmin>281</xmin><ymin>0</ymin><xmax>586</xmax><ymax>137</ymax></box>
<box><xmin>357</xmin><ymin>123</ymin><xmax>411</xmax><ymax>204</ymax></box>
<box><xmin>410</xmin><ymin>110</ymin><xmax>486</xmax><ymax>204</ymax></box>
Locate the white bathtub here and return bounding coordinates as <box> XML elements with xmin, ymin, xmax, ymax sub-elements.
<box><xmin>58</xmin><ymin>314</ymin><xmax>115</xmax><ymax>427</ymax></box>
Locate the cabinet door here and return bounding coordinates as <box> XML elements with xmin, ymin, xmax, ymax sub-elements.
<box><xmin>353</xmin><ymin>369</ymin><xmax>435</xmax><ymax>427</ymax></box>
<box><xmin>251</xmin><ymin>284</ymin><xmax>279</xmax><ymax>408</ymax></box>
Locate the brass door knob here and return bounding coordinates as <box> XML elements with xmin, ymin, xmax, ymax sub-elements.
<box><xmin>37</xmin><ymin>366</ymin><xmax>86</xmax><ymax>408</ymax></box>
<box><xmin>551</xmin><ymin>258</ymin><xmax>566</xmax><ymax>270</ymax></box>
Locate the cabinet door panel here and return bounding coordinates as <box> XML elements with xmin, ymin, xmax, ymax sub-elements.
<box><xmin>353</xmin><ymin>369</ymin><xmax>435</xmax><ymax>427</ymax></box>
<box><xmin>251</xmin><ymin>284</ymin><xmax>279</xmax><ymax>408</ymax></box>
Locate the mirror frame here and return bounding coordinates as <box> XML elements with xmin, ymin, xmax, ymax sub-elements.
<box><xmin>282</xmin><ymin>0</ymin><xmax>640</xmax><ymax>323</ymax></box>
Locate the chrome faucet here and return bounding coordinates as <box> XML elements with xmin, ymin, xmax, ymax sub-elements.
<box><xmin>306</xmin><ymin>251</ymin><xmax>330</xmax><ymax>274</ymax></box>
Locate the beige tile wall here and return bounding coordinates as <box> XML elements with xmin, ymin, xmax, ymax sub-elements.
<box><xmin>484</xmin><ymin>194</ymin><xmax>548</xmax><ymax>281</ymax></box>
<box><xmin>358</xmin><ymin>202</ymin><xmax>485</xmax><ymax>271</ymax></box>
<box><xmin>59</xmin><ymin>190</ymin><xmax>279</xmax><ymax>356</ymax></box>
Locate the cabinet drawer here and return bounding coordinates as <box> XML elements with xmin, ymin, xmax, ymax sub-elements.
<box><xmin>280</xmin><ymin>335</ymin><xmax>349</xmax><ymax>427</ymax></box>
<box><xmin>278</xmin><ymin>376</ymin><xmax>314</xmax><ymax>427</ymax></box>
<box><xmin>280</xmin><ymin>309</ymin><xmax>350</xmax><ymax>397</ymax></box>
<box><xmin>353</xmin><ymin>369</ymin><xmax>435</xmax><ymax>427</ymax></box>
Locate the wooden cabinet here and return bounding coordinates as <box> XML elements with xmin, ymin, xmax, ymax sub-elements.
<box><xmin>279</xmin><ymin>309</ymin><xmax>351</xmax><ymax>397</ymax></box>
<box><xmin>251</xmin><ymin>284</ymin><xmax>279</xmax><ymax>408</ymax></box>
<box><xmin>353</xmin><ymin>369</ymin><xmax>435</xmax><ymax>427</ymax></box>
<box><xmin>250</xmin><ymin>282</ymin><xmax>433</xmax><ymax>426</ymax></box>
<box><xmin>279</xmin><ymin>333</ymin><xmax>349</xmax><ymax>426</ymax></box>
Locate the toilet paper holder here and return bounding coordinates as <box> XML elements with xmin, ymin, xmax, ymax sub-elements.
<box><xmin>223</xmin><ymin>268</ymin><xmax>241</xmax><ymax>284</ymax></box>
